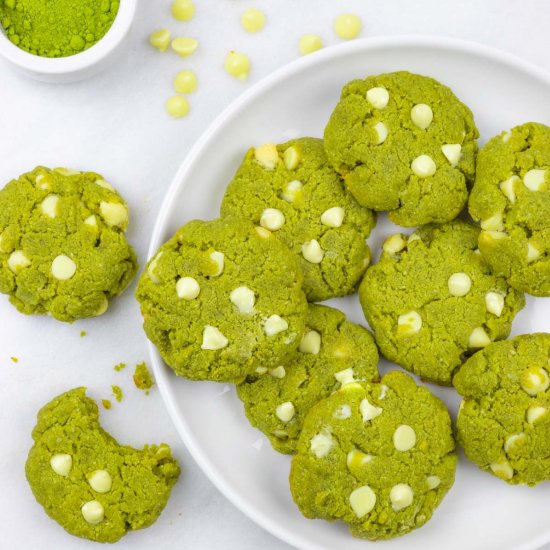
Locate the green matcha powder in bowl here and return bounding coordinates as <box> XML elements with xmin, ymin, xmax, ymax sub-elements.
<box><xmin>0</xmin><ymin>0</ymin><xmax>138</xmax><ymax>82</ymax></box>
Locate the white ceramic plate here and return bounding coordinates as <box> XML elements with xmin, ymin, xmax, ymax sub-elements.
<box><xmin>149</xmin><ymin>36</ymin><xmax>550</xmax><ymax>550</ymax></box>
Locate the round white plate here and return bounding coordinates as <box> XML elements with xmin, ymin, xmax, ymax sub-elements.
<box><xmin>149</xmin><ymin>36</ymin><xmax>550</xmax><ymax>550</ymax></box>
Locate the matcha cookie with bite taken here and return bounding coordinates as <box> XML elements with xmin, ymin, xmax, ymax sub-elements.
<box><xmin>25</xmin><ymin>388</ymin><xmax>180</xmax><ymax>543</ymax></box>
<box><xmin>237</xmin><ymin>303</ymin><xmax>379</xmax><ymax>454</ymax></box>
<box><xmin>469</xmin><ymin>122</ymin><xmax>550</xmax><ymax>296</ymax></box>
<box><xmin>324</xmin><ymin>71</ymin><xmax>478</xmax><ymax>226</ymax></box>
<box><xmin>289</xmin><ymin>371</ymin><xmax>457</xmax><ymax>540</ymax></box>
<box><xmin>359</xmin><ymin>220</ymin><xmax>524</xmax><ymax>385</ymax></box>
<box><xmin>135</xmin><ymin>216</ymin><xmax>308</xmax><ymax>383</ymax></box>
<box><xmin>0</xmin><ymin>166</ymin><xmax>137</xmax><ymax>322</ymax></box>
<box><xmin>221</xmin><ymin>138</ymin><xmax>375</xmax><ymax>301</ymax></box>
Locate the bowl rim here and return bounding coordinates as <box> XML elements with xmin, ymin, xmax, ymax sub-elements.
<box><xmin>0</xmin><ymin>0</ymin><xmax>137</xmax><ymax>75</ymax></box>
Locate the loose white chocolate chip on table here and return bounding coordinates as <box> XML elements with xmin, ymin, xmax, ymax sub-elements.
<box><xmin>334</xmin><ymin>13</ymin><xmax>362</xmax><ymax>40</ymax></box>
<box><xmin>171</xmin><ymin>37</ymin><xmax>198</xmax><ymax>58</ymax></box>
<box><xmin>321</xmin><ymin>206</ymin><xmax>345</xmax><ymax>228</ymax></box>
<box><xmin>283</xmin><ymin>146</ymin><xmax>300</xmax><ymax>170</ymax></box>
<box><xmin>298</xmin><ymin>34</ymin><xmax>323</xmax><ymax>56</ymax></box>
<box><xmin>468</xmin><ymin>327</ymin><xmax>491</xmax><ymax>348</ymax></box>
<box><xmin>333</xmin><ymin>404</ymin><xmax>352</xmax><ymax>419</ymax></box>
<box><xmin>81</xmin><ymin>500</ymin><xmax>104</xmax><ymax>525</ymax></box>
<box><xmin>383</xmin><ymin>234</ymin><xmax>406</xmax><ymax>255</ymax></box>
<box><xmin>490</xmin><ymin>461</ymin><xmax>513</xmax><ymax>480</ymax></box>
<box><xmin>166</xmin><ymin>96</ymin><xmax>190</xmax><ymax>118</ymax></box>
<box><xmin>299</xmin><ymin>330</ymin><xmax>321</xmax><ymax>354</ymax></box>
<box><xmin>393</xmin><ymin>424</ymin><xmax>416</xmax><ymax>451</ymax></box>
<box><xmin>527</xmin><ymin>243</ymin><xmax>540</xmax><ymax>263</ymax></box>
<box><xmin>50</xmin><ymin>454</ymin><xmax>72</xmax><ymax>477</ymax></box>
<box><xmin>99</xmin><ymin>202</ymin><xmax>128</xmax><ymax>227</ymax></box>
<box><xmin>504</xmin><ymin>433</ymin><xmax>525</xmax><ymax>454</ymax></box>
<box><xmin>51</xmin><ymin>255</ymin><xmax>76</xmax><ymax>280</ymax></box>
<box><xmin>171</xmin><ymin>0</ymin><xmax>195</xmax><ymax>21</ymax></box>
<box><xmin>366</xmin><ymin>87</ymin><xmax>389</xmax><ymax>109</ymax></box>
<box><xmin>360</xmin><ymin>398</ymin><xmax>382</xmax><ymax>422</ymax></box>
<box><xmin>224</xmin><ymin>51</ymin><xmax>251</xmax><ymax>80</ymax></box>
<box><xmin>347</xmin><ymin>449</ymin><xmax>372</xmax><ymax>469</ymax></box>
<box><xmin>390</xmin><ymin>484</ymin><xmax>414</xmax><ymax>511</ymax></box>
<box><xmin>373</xmin><ymin>121</ymin><xmax>388</xmax><ymax>144</ymax></box>
<box><xmin>426</xmin><ymin>475</ymin><xmax>441</xmax><ymax>490</ymax></box>
<box><xmin>485</xmin><ymin>292</ymin><xmax>505</xmax><ymax>317</ymax></box>
<box><xmin>500</xmin><ymin>176</ymin><xmax>520</xmax><ymax>203</ymax></box>
<box><xmin>254</xmin><ymin>144</ymin><xmax>279</xmax><ymax>169</ymax></box>
<box><xmin>441</xmin><ymin>144</ymin><xmax>462</xmax><ymax>166</ymax></box>
<box><xmin>209</xmin><ymin>251</ymin><xmax>224</xmax><ymax>276</ymax></box>
<box><xmin>282</xmin><ymin>180</ymin><xmax>303</xmax><ymax>202</ymax></box>
<box><xmin>310</xmin><ymin>431</ymin><xmax>333</xmax><ymax>458</ymax></box>
<box><xmin>260</xmin><ymin>208</ymin><xmax>285</xmax><ymax>231</ymax></box>
<box><xmin>397</xmin><ymin>311</ymin><xmax>422</xmax><ymax>335</ymax></box>
<box><xmin>480</xmin><ymin>212</ymin><xmax>504</xmax><ymax>232</ymax></box>
<box><xmin>276</xmin><ymin>402</ymin><xmax>295</xmax><ymax>422</ymax></box>
<box><xmin>349</xmin><ymin>486</ymin><xmax>376</xmax><ymax>518</ymax></box>
<box><xmin>88</xmin><ymin>470</ymin><xmax>112</xmax><ymax>494</ymax></box>
<box><xmin>240</xmin><ymin>7</ymin><xmax>266</xmax><ymax>33</ymax></box>
<box><xmin>40</xmin><ymin>195</ymin><xmax>59</xmax><ymax>218</ymax></box>
<box><xmin>8</xmin><ymin>250</ymin><xmax>30</xmax><ymax>273</ymax></box>
<box><xmin>410</xmin><ymin>104</ymin><xmax>433</xmax><ymax>129</ymax></box>
<box><xmin>448</xmin><ymin>272</ymin><xmax>472</xmax><ymax>297</ymax></box>
<box><xmin>176</xmin><ymin>277</ymin><xmax>200</xmax><ymax>300</ymax></box>
<box><xmin>201</xmin><ymin>326</ymin><xmax>229</xmax><ymax>350</ymax></box>
<box><xmin>174</xmin><ymin>70</ymin><xmax>198</xmax><ymax>94</ymax></box>
<box><xmin>264</xmin><ymin>315</ymin><xmax>288</xmax><ymax>336</ymax></box>
<box><xmin>255</xmin><ymin>226</ymin><xmax>271</xmax><ymax>238</ymax></box>
<box><xmin>301</xmin><ymin>240</ymin><xmax>324</xmax><ymax>264</ymax></box>
<box><xmin>411</xmin><ymin>155</ymin><xmax>436</xmax><ymax>178</ymax></box>
<box><xmin>147</xmin><ymin>252</ymin><xmax>163</xmax><ymax>284</ymax></box>
<box><xmin>269</xmin><ymin>366</ymin><xmax>286</xmax><ymax>379</ymax></box>
<box><xmin>527</xmin><ymin>405</ymin><xmax>547</xmax><ymax>424</ymax></box>
<box><xmin>230</xmin><ymin>286</ymin><xmax>255</xmax><ymax>313</ymax></box>
<box><xmin>335</xmin><ymin>368</ymin><xmax>355</xmax><ymax>387</ymax></box>
<box><xmin>523</xmin><ymin>169</ymin><xmax>546</xmax><ymax>191</ymax></box>
<box><xmin>520</xmin><ymin>366</ymin><xmax>549</xmax><ymax>396</ymax></box>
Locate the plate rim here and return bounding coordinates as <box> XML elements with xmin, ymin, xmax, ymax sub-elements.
<box><xmin>147</xmin><ymin>35</ymin><xmax>550</xmax><ymax>550</ymax></box>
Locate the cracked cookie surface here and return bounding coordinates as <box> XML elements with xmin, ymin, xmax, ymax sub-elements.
<box><xmin>221</xmin><ymin>138</ymin><xmax>375</xmax><ymax>301</ymax></box>
<box><xmin>237</xmin><ymin>303</ymin><xmax>379</xmax><ymax>454</ymax></box>
<box><xmin>324</xmin><ymin>71</ymin><xmax>478</xmax><ymax>226</ymax></box>
<box><xmin>359</xmin><ymin>220</ymin><xmax>524</xmax><ymax>385</ymax></box>
<box><xmin>25</xmin><ymin>388</ymin><xmax>180</xmax><ymax>543</ymax></box>
<box><xmin>469</xmin><ymin>122</ymin><xmax>550</xmax><ymax>296</ymax></box>
<box><xmin>289</xmin><ymin>371</ymin><xmax>456</xmax><ymax>541</ymax></box>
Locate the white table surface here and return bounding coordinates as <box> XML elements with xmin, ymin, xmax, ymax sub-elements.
<box><xmin>1</xmin><ymin>1</ymin><xmax>550</xmax><ymax>549</ymax></box>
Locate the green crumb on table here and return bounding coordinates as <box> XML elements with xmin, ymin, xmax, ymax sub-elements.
<box><xmin>113</xmin><ymin>363</ymin><xmax>126</xmax><ymax>372</ymax></box>
<box><xmin>10</xmin><ymin>356</ymin><xmax>18</xmax><ymax>363</ymax></box>
<box><xmin>112</xmin><ymin>386</ymin><xmax>123</xmax><ymax>403</ymax></box>
<box><xmin>102</xmin><ymin>399</ymin><xmax>112</xmax><ymax>410</ymax></box>
<box><xmin>79</xmin><ymin>331</ymin><xmax>86</xmax><ymax>338</ymax></box>
<box><xmin>133</xmin><ymin>362</ymin><xmax>155</xmax><ymax>391</ymax></box>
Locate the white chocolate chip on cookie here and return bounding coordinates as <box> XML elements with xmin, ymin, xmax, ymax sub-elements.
<box><xmin>426</xmin><ymin>475</ymin><xmax>440</xmax><ymax>490</ymax></box>
<box><xmin>51</xmin><ymin>255</ymin><xmax>76</xmax><ymax>280</ymax></box>
<box><xmin>50</xmin><ymin>454</ymin><xmax>72</xmax><ymax>477</ymax></box>
<box><xmin>411</xmin><ymin>155</ymin><xmax>436</xmax><ymax>178</ymax></box>
<box><xmin>99</xmin><ymin>201</ymin><xmax>128</xmax><ymax>227</ymax></box>
<box><xmin>480</xmin><ymin>212</ymin><xmax>504</xmax><ymax>232</ymax></box>
<box><xmin>209</xmin><ymin>251</ymin><xmax>225</xmax><ymax>276</ymax></box>
<box><xmin>520</xmin><ymin>366</ymin><xmax>549</xmax><ymax>396</ymax></box>
<box><xmin>88</xmin><ymin>470</ymin><xmax>112</xmax><ymax>494</ymax></box>
<box><xmin>321</xmin><ymin>207</ymin><xmax>345</xmax><ymax>228</ymax></box>
<box><xmin>41</xmin><ymin>195</ymin><xmax>59</xmax><ymax>218</ymax></box>
<box><xmin>310</xmin><ymin>430</ymin><xmax>333</xmax><ymax>458</ymax></box>
<box><xmin>485</xmin><ymin>292</ymin><xmax>505</xmax><ymax>317</ymax></box>
<box><xmin>366</xmin><ymin>87</ymin><xmax>389</xmax><ymax>109</ymax></box>
<box><xmin>276</xmin><ymin>402</ymin><xmax>295</xmax><ymax>422</ymax></box>
<box><xmin>264</xmin><ymin>315</ymin><xmax>288</xmax><ymax>336</ymax></box>
<box><xmin>360</xmin><ymin>398</ymin><xmax>382</xmax><ymax>422</ymax></box>
<box><xmin>335</xmin><ymin>368</ymin><xmax>355</xmax><ymax>387</ymax></box>
<box><xmin>8</xmin><ymin>250</ymin><xmax>30</xmax><ymax>273</ymax></box>
<box><xmin>254</xmin><ymin>144</ymin><xmax>279</xmax><ymax>170</ymax></box>
<box><xmin>526</xmin><ymin>405</ymin><xmax>547</xmax><ymax>424</ymax></box>
<box><xmin>390</xmin><ymin>483</ymin><xmax>414</xmax><ymax>511</ymax></box>
<box><xmin>282</xmin><ymin>180</ymin><xmax>303</xmax><ymax>203</ymax></box>
<box><xmin>490</xmin><ymin>461</ymin><xmax>513</xmax><ymax>480</ymax></box>
<box><xmin>201</xmin><ymin>325</ymin><xmax>228</xmax><ymax>350</ymax></box>
<box><xmin>299</xmin><ymin>330</ymin><xmax>321</xmax><ymax>354</ymax></box>
<box><xmin>383</xmin><ymin>234</ymin><xmax>406</xmax><ymax>256</ymax></box>
<box><xmin>349</xmin><ymin>486</ymin><xmax>376</xmax><ymax>518</ymax></box>
<box><xmin>411</xmin><ymin>104</ymin><xmax>433</xmax><ymax>129</ymax></box>
<box><xmin>523</xmin><ymin>169</ymin><xmax>546</xmax><ymax>191</ymax></box>
<box><xmin>499</xmin><ymin>175</ymin><xmax>520</xmax><ymax>203</ymax></box>
<box><xmin>393</xmin><ymin>424</ymin><xmax>416</xmax><ymax>451</ymax></box>
<box><xmin>468</xmin><ymin>327</ymin><xmax>491</xmax><ymax>348</ymax></box>
<box><xmin>230</xmin><ymin>286</ymin><xmax>255</xmax><ymax>313</ymax></box>
<box><xmin>81</xmin><ymin>500</ymin><xmax>104</xmax><ymax>525</ymax></box>
<box><xmin>147</xmin><ymin>252</ymin><xmax>163</xmax><ymax>284</ymax></box>
<box><xmin>269</xmin><ymin>366</ymin><xmax>286</xmax><ymax>379</ymax></box>
<box><xmin>441</xmin><ymin>144</ymin><xmax>462</xmax><ymax>166</ymax></box>
<box><xmin>373</xmin><ymin>121</ymin><xmax>388</xmax><ymax>144</ymax></box>
<box><xmin>347</xmin><ymin>449</ymin><xmax>372</xmax><ymax>469</ymax></box>
<box><xmin>301</xmin><ymin>240</ymin><xmax>324</xmax><ymax>264</ymax></box>
<box><xmin>504</xmin><ymin>433</ymin><xmax>525</xmax><ymax>454</ymax></box>
<box><xmin>283</xmin><ymin>146</ymin><xmax>301</xmax><ymax>170</ymax></box>
<box><xmin>448</xmin><ymin>272</ymin><xmax>472</xmax><ymax>297</ymax></box>
<box><xmin>333</xmin><ymin>404</ymin><xmax>352</xmax><ymax>419</ymax></box>
<box><xmin>527</xmin><ymin>243</ymin><xmax>541</xmax><ymax>263</ymax></box>
<box><xmin>260</xmin><ymin>208</ymin><xmax>285</xmax><ymax>231</ymax></box>
<box><xmin>397</xmin><ymin>311</ymin><xmax>422</xmax><ymax>335</ymax></box>
<box><xmin>176</xmin><ymin>277</ymin><xmax>200</xmax><ymax>300</ymax></box>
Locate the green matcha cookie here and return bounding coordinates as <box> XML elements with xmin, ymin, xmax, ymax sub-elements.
<box><xmin>454</xmin><ymin>334</ymin><xmax>550</xmax><ymax>486</ymax></box>
<box><xmin>469</xmin><ymin>123</ymin><xmax>550</xmax><ymax>296</ymax></box>
<box><xmin>359</xmin><ymin>221</ymin><xmax>524</xmax><ymax>385</ymax></box>
<box><xmin>324</xmin><ymin>71</ymin><xmax>478</xmax><ymax>226</ymax></box>
<box><xmin>289</xmin><ymin>371</ymin><xmax>456</xmax><ymax>540</ymax></box>
<box><xmin>0</xmin><ymin>167</ymin><xmax>137</xmax><ymax>322</ymax></box>
<box><xmin>221</xmin><ymin>138</ymin><xmax>375</xmax><ymax>301</ymax></box>
<box><xmin>25</xmin><ymin>388</ymin><xmax>180</xmax><ymax>543</ymax></box>
<box><xmin>237</xmin><ymin>303</ymin><xmax>379</xmax><ymax>454</ymax></box>
<box><xmin>135</xmin><ymin>216</ymin><xmax>308</xmax><ymax>382</ymax></box>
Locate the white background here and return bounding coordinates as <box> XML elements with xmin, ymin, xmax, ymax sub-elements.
<box><xmin>1</xmin><ymin>1</ymin><xmax>550</xmax><ymax>549</ymax></box>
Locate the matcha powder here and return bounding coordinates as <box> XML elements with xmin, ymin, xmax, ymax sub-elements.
<box><xmin>0</xmin><ymin>0</ymin><xmax>120</xmax><ymax>58</ymax></box>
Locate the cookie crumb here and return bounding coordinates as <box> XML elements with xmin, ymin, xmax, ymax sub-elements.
<box><xmin>114</xmin><ymin>363</ymin><xmax>126</xmax><ymax>372</ymax></box>
<box><xmin>102</xmin><ymin>399</ymin><xmax>112</xmax><ymax>410</ymax></box>
<box><xmin>112</xmin><ymin>386</ymin><xmax>123</xmax><ymax>403</ymax></box>
<box><xmin>133</xmin><ymin>362</ymin><xmax>155</xmax><ymax>391</ymax></box>
<box><xmin>80</xmin><ymin>330</ymin><xmax>87</xmax><ymax>337</ymax></box>
<box><xmin>10</xmin><ymin>356</ymin><xmax>18</xmax><ymax>363</ymax></box>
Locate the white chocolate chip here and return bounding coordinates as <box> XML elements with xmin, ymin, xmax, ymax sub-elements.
<box><xmin>147</xmin><ymin>252</ymin><xmax>163</xmax><ymax>284</ymax></box>
<box><xmin>490</xmin><ymin>461</ymin><xmax>513</xmax><ymax>480</ymax></box>
<box><xmin>366</xmin><ymin>87</ymin><xmax>389</xmax><ymax>109</ymax></box>
<box><xmin>51</xmin><ymin>255</ymin><xmax>76</xmax><ymax>280</ymax></box>
<box><xmin>88</xmin><ymin>470</ymin><xmax>112</xmax><ymax>493</ymax></box>
<box><xmin>269</xmin><ymin>366</ymin><xmax>286</xmax><ymax>379</ymax></box>
<box><xmin>502</xmin><ymin>131</ymin><xmax>512</xmax><ymax>143</ymax></box>
<box><xmin>176</xmin><ymin>277</ymin><xmax>200</xmax><ymax>300</ymax></box>
<box><xmin>81</xmin><ymin>500</ymin><xmax>104</xmax><ymax>525</ymax></box>
<box><xmin>485</xmin><ymin>292</ymin><xmax>505</xmax><ymax>317</ymax></box>
<box><xmin>320</xmin><ymin>207</ymin><xmax>345</xmax><ymax>228</ymax></box>
<box><xmin>527</xmin><ymin>243</ymin><xmax>541</xmax><ymax>263</ymax></box>
<box><xmin>264</xmin><ymin>315</ymin><xmax>288</xmax><ymax>336</ymax></box>
<box><xmin>526</xmin><ymin>405</ymin><xmax>547</xmax><ymax>424</ymax></box>
<box><xmin>54</xmin><ymin>167</ymin><xmax>79</xmax><ymax>176</ymax></box>
<box><xmin>480</xmin><ymin>230</ymin><xmax>508</xmax><ymax>242</ymax></box>
<box><xmin>347</xmin><ymin>449</ymin><xmax>372</xmax><ymax>469</ymax></box>
<box><xmin>408</xmin><ymin>233</ymin><xmax>421</xmax><ymax>243</ymax></box>
<box><xmin>255</xmin><ymin>366</ymin><xmax>268</xmax><ymax>375</ymax></box>
<box><xmin>500</xmin><ymin>176</ymin><xmax>520</xmax><ymax>203</ymax></box>
<box><xmin>426</xmin><ymin>475</ymin><xmax>440</xmax><ymax>490</ymax></box>
<box><xmin>40</xmin><ymin>195</ymin><xmax>59</xmax><ymax>218</ymax></box>
<box><xmin>379</xmin><ymin>385</ymin><xmax>388</xmax><ymax>399</ymax></box>
<box><xmin>390</xmin><ymin>483</ymin><xmax>414</xmax><ymax>511</ymax></box>
<box><xmin>310</xmin><ymin>430</ymin><xmax>333</xmax><ymax>458</ymax></box>
<box><xmin>335</xmin><ymin>368</ymin><xmax>355</xmax><ymax>387</ymax></box>
<box><xmin>383</xmin><ymin>234</ymin><xmax>406</xmax><ymax>256</ymax></box>
<box><xmin>393</xmin><ymin>424</ymin><xmax>416</xmax><ymax>451</ymax></box>
<box><xmin>397</xmin><ymin>311</ymin><xmax>422</xmax><ymax>335</ymax></box>
<box><xmin>448</xmin><ymin>272</ymin><xmax>472</xmax><ymax>297</ymax></box>
<box><xmin>299</xmin><ymin>330</ymin><xmax>321</xmax><ymax>354</ymax></box>
<box><xmin>480</xmin><ymin>212</ymin><xmax>504</xmax><ymax>231</ymax></box>
<box><xmin>301</xmin><ymin>240</ymin><xmax>324</xmax><ymax>264</ymax></box>
<box><xmin>260</xmin><ymin>208</ymin><xmax>285</xmax><ymax>231</ymax></box>
<box><xmin>504</xmin><ymin>433</ymin><xmax>525</xmax><ymax>454</ymax></box>
<box><xmin>84</xmin><ymin>215</ymin><xmax>97</xmax><ymax>227</ymax></box>
<box><xmin>411</xmin><ymin>104</ymin><xmax>433</xmax><ymax>129</ymax></box>
<box><xmin>411</xmin><ymin>155</ymin><xmax>436</xmax><ymax>178</ymax></box>
<box><xmin>201</xmin><ymin>325</ymin><xmax>228</xmax><ymax>350</ymax></box>
<box><xmin>468</xmin><ymin>327</ymin><xmax>491</xmax><ymax>348</ymax></box>
<box><xmin>209</xmin><ymin>251</ymin><xmax>224</xmax><ymax>276</ymax></box>
<box><xmin>230</xmin><ymin>286</ymin><xmax>255</xmax><ymax>313</ymax></box>
<box><xmin>35</xmin><ymin>173</ymin><xmax>50</xmax><ymax>189</ymax></box>
<box><xmin>283</xmin><ymin>146</ymin><xmax>300</xmax><ymax>170</ymax></box>
<box><xmin>349</xmin><ymin>486</ymin><xmax>376</xmax><ymax>518</ymax></box>
<box><xmin>441</xmin><ymin>144</ymin><xmax>462</xmax><ymax>167</ymax></box>
<box><xmin>523</xmin><ymin>169</ymin><xmax>546</xmax><ymax>191</ymax></box>
<box><xmin>360</xmin><ymin>398</ymin><xmax>382</xmax><ymax>422</ymax></box>
<box><xmin>8</xmin><ymin>250</ymin><xmax>30</xmax><ymax>273</ymax></box>
<box><xmin>333</xmin><ymin>404</ymin><xmax>352</xmax><ymax>419</ymax></box>
<box><xmin>255</xmin><ymin>226</ymin><xmax>271</xmax><ymax>238</ymax></box>
<box><xmin>254</xmin><ymin>144</ymin><xmax>279</xmax><ymax>169</ymax></box>
<box><xmin>520</xmin><ymin>366</ymin><xmax>549</xmax><ymax>396</ymax></box>
<box><xmin>373</xmin><ymin>121</ymin><xmax>388</xmax><ymax>144</ymax></box>
<box><xmin>95</xmin><ymin>179</ymin><xmax>115</xmax><ymax>191</ymax></box>
<box><xmin>275</xmin><ymin>402</ymin><xmax>295</xmax><ymax>422</ymax></box>
<box><xmin>50</xmin><ymin>454</ymin><xmax>72</xmax><ymax>477</ymax></box>
<box><xmin>95</xmin><ymin>296</ymin><xmax>109</xmax><ymax>316</ymax></box>
<box><xmin>281</xmin><ymin>180</ymin><xmax>303</xmax><ymax>203</ymax></box>
<box><xmin>273</xmin><ymin>429</ymin><xmax>288</xmax><ymax>438</ymax></box>
<box><xmin>99</xmin><ymin>201</ymin><xmax>128</xmax><ymax>227</ymax></box>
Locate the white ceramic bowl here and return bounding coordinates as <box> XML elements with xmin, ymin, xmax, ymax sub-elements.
<box><xmin>0</xmin><ymin>0</ymin><xmax>138</xmax><ymax>83</ymax></box>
